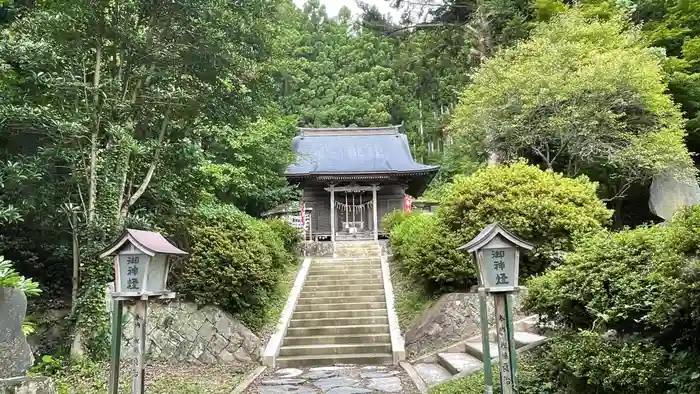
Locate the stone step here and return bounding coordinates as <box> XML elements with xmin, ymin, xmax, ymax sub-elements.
<box><xmin>278</xmin><ymin>343</ymin><xmax>392</xmax><ymax>357</ymax></box>
<box><xmin>303</xmin><ymin>278</ymin><xmax>383</xmax><ymax>287</ymax></box>
<box><xmin>289</xmin><ymin>316</ymin><xmax>389</xmax><ymax>328</ymax></box>
<box><xmin>281</xmin><ymin>333</ymin><xmax>391</xmax><ymax>346</ymax></box>
<box><xmin>464</xmin><ymin>339</ymin><xmax>500</xmax><ymax>362</ymax></box>
<box><xmin>315</xmin><ymin>257</ymin><xmax>379</xmax><ymax>264</ymax></box>
<box><xmin>292</xmin><ymin>308</ymin><xmax>388</xmax><ymax>320</ymax></box>
<box><xmin>285</xmin><ymin>323</ymin><xmax>390</xmax><ymax>337</ymax></box>
<box><xmin>301</xmin><ymin>283</ymin><xmax>385</xmax><ymax>292</ymax></box>
<box><xmin>413</xmin><ymin>363</ymin><xmax>453</xmax><ymax>388</ymax></box>
<box><xmin>306</xmin><ymin>268</ymin><xmax>382</xmax><ymax>279</ymax></box>
<box><xmin>294</xmin><ymin>301</ymin><xmax>386</xmax><ymax>312</ymax></box>
<box><xmin>437</xmin><ymin>352</ymin><xmax>483</xmax><ymax>375</ymax></box>
<box><xmin>304</xmin><ymin>273</ymin><xmax>382</xmax><ymax>282</ymax></box>
<box><xmin>299</xmin><ymin>289</ymin><xmax>385</xmax><ymax>299</ymax></box>
<box><xmin>514</xmin><ymin>331</ymin><xmax>548</xmax><ymax>347</ymax></box>
<box><xmin>307</xmin><ymin>266</ymin><xmax>382</xmax><ymax>274</ymax></box>
<box><xmin>276</xmin><ymin>353</ymin><xmax>393</xmax><ymax>368</ymax></box>
<box><xmin>309</xmin><ymin>262</ymin><xmax>382</xmax><ymax>274</ymax></box>
<box><xmin>297</xmin><ymin>295</ymin><xmax>385</xmax><ymax>305</ymax></box>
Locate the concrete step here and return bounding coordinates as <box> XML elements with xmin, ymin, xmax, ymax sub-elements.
<box><xmin>299</xmin><ymin>289</ymin><xmax>385</xmax><ymax>298</ymax></box>
<box><xmin>514</xmin><ymin>331</ymin><xmax>547</xmax><ymax>347</ymax></box>
<box><xmin>413</xmin><ymin>363</ymin><xmax>453</xmax><ymax>388</ymax></box>
<box><xmin>307</xmin><ymin>267</ymin><xmax>382</xmax><ymax>275</ymax></box>
<box><xmin>285</xmin><ymin>323</ymin><xmax>390</xmax><ymax>337</ymax></box>
<box><xmin>289</xmin><ymin>316</ymin><xmax>389</xmax><ymax>328</ymax></box>
<box><xmin>281</xmin><ymin>333</ymin><xmax>391</xmax><ymax>346</ymax></box>
<box><xmin>437</xmin><ymin>352</ymin><xmax>483</xmax><ymax>375</ymax></box>
<box><xmin>297</xmin><ymin>295</ymin><xmax>385</xmax><ymax>305</ymax></box>
<box><xmin>303</xmin><ymin>278</ymin><xmax>382</xmax><ymax>286</ymax></box>
<box><xmin>464</xmin><ymin>339</ymin><xmax>500</xmax><ymax>361</ymax></box>
<box><xmin>292</xmin><ymin>308</ymin><xmax>388</xmax><ymax>320</ymax></box>
<box><xmin>301</xmin><ymin>283</ymin><xmax>385</xmax><ymax>292</ymax></box>
<box><xmin>304</xmin><ymin>275</ymin><xmax>382</xmax><ymax>284</ymax></box>
<box><xmin>294</xmin><ymin>301</ymin><xmax>386</xmax><ymax>312</ymax></box>
<box><xmin>315</xmin><ymin>258</ymin><xmax>379</xmax><ymax>264</ymax></box>
<box><xmin>276</xmin><ymin>353</ymin><xmax>392</xmax><ymax>368</ymax></box>
<box><xmin>305</xmin><ymin>272</ymin><xmax>381</xmax><ymax>280</ymax></box>
<box><xmin>279</xmin><ymin>343</ymin><xmax>392</xmax><ymax>357</ymax></box>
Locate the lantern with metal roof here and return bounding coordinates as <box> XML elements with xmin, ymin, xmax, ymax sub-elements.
<box><xmin>99</xmin><ymin>229</ymin><xmax>187</xmax><ymax>298</ymax></box>
<box><xmin>458</xmin><ymin>223</ymin><xmax>534</xmax><ymax>293</ymax></box>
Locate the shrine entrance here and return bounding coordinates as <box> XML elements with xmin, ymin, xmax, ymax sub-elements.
<box><xmin>334</xmin><ymin>188</ymin><xmax>374</xmax><ymax>239</ymax></box>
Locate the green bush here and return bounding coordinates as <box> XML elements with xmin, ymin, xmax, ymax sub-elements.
<box><xmin>266</xmin><ymin>218</ymin><xmax>302</xmax><ymax>255</ymax></box>
<box><xmin>381</xmin><ymin>210</ymin><xmax>413</xmax><ymax>233</ymax></box>
<box><xmin>174</xmin><ymin>204</ymin><xmax>295</xmax><ymax>330</ymax></box>
<box><xmin>389</xmin><ymin>213</ymin><xmax>474</xmax><ymax>293</ymax></box>
<box><xmin>523</xmin><ymin>206</ymin><xmax>700</xmax><ymax>393</ymax></box>
<box><xmin>438</xmin><ymin>162</ymin><xmax>612</xmax><ymax>278</ymax></box>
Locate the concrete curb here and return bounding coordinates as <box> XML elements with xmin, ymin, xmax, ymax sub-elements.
<box><xmin>400</xmin><ymin>361</ymin><xmax>429</xmax><ymax>394</ymax></box>
<box><xmin>262</xmin><ymin>256</ymin><xmax>312</xmax><ymax>367</ymax></box>
<box><xmin>231</xmin><ymin>365</ymin><xmax>267</xmax><ymax>394</ymax></box>
<box><xmin>380</xmin><ymin>251</ymin><xmax>406</xmax><ymax>364</ymax></box>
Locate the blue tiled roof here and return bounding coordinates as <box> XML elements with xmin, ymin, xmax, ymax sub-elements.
<box><xmin>285</xmin><ymin>126</ymin><xmax>439</xmax><ymax>176</ymax></box>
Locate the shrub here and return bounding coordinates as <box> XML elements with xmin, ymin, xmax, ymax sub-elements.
<box><xmin>438</xmin><ymin>162</ymin><xmax>612</xmax><ymax>278</ymax></box>
<box><xmin>381</xmin><ymin>210</ymin><xmax>412</xmax><ymax>233</ymax></box>
<box><xmin>266</xmin><ymin>218</ymin><xmax>302</xmax><ymax>255</ymax></box>
<box><xmin>389</xmin><ymin>213</ymin><xmax>475</xmax><ymax>293</ymax></box>
<box><xmin>524</xmin><ymin>206</ymin><xmax>700</xmax><ymax>393</ymax></box>
<box><xmin>174</xmin><ymin>204</ymin><xmax>295</xmax><ymax>330</ymax></box>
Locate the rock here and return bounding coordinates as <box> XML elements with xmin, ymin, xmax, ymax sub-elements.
<box><xmin>367</xmin><ymin>377</ymin><xmax>402</xmax><ymax>393</ymax></box>
<box><xmin>325</xmin><ymin>388</ymin><xmax>371</xmax><ymax>394</ymax></box>
<box><xmin>312</xmin><ymin>377</ymin><xmax>359</xmax><ymax>391</ymax></box>
<box><xmin>0</xmin><ymin>376</ymin><xmax>57</xmax><ymax>394</ymax></box>
<box><xmin>650</xmin><ymin>173</ymin><xmax>700</xmax><ymax>220</ymax></box>
<box><xmin>257</xmin><ymin>385</ymin><xmax>317</xmax><ymax>394</ymax></box>
<box><xmin>359</xmin><ymin>371</ymin><xmax>399</xmax><ymax>379</ymax></box>
<box><xmin>261</xmin><ymin>379</ymin><xmax>306</xmax><ymax>385</ymax></box>
<box><xmin>0</xmin><ymin>288</ymin><xmax>34</xmax><ymax>378</ymax></box>
<box><xmin>404</xmin><ymin>292</ymin><xmax>525</xmax><ymax>358</ymax></box>
<box><xmin>276</xmin><ymin>368</ymin><xmax>304</xmax><ymax>378</ymax></box>
<box><xmin>303</xmin><ymin>370</ymin><xmax>340</xmax><ymax>380</ymax></box>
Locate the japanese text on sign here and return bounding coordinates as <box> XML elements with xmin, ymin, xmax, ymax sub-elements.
<box><xmin>483</xmin><ymin>248</ymin><xmax>516</xmax><ymax>290</ymax></box>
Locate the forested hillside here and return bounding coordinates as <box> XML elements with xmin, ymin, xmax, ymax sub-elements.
<box><xmin>1</xmin><ymin>0</ymin><xmax>700</xmax><ymax>379</ymax></box>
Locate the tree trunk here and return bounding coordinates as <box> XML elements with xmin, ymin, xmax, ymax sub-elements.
<box><xmin>87</xmin><ymin>38</ymin><xmax>103</xmax><ymax>224</ymax></box>
<box><xmin>69</xmin><ymin>211</ymin><xmax>80</xmax><ymax>317</ymax></box>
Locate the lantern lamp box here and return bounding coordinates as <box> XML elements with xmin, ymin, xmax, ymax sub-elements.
<box><xmin>99</xmin><ymin>229</ymin><xmax>187</xmax><ymax>299</ymax></box>
<box><xmin>458</xmin><ymin>223</ymin><xmax>534</xmax><ymax>293</ymax></box>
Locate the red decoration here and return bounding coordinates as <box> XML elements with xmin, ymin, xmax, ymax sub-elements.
<box><xmin>403</xmin><ymin>195</ymin><xmax>412</xmax><ymax>212</ymax></box>
<box><xmin>300</xmin><ymin>201</ymin><xmax>306</xmax><ymax>226</ymax></box>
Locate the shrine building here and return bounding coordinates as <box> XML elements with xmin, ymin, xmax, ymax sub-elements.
<box><xmin>285</xmin><ymin>125</ymin><xmax>439</xmax><ymax>241</ymax></box>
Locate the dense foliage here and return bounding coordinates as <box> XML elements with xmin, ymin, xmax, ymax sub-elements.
<box><xmin>447</xmin><ymin>8</ymin><xmax>695</xmax><ymax>222</ymax></box>
<box><xmin>439</xmin><ymin>162</ymin><xmax>611</xmax><ymax>277</ymax></box>
<box><xmin>523</xmin><ymin>206</ymin><xmax>700</xmax><ymax>393</ymax></box>
<box><xmin>389</xmin><ymin>213</ymin><xmax>473</xmax><ymax>293</ymax></box>
<box><xmin>174</xmin><ymin>205</ymin><xmax>299</xmax><ymax>331</ymax></box>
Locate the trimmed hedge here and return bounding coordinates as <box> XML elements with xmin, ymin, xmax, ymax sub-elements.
<box><xmin>523</xmin><ymin>205</ymin><xmax>700</xmax><ymax>393</ymax></box>
<box><xmin>381</xmin><ymin>210</ymin><xmax>413</xmax><ymax>233</ymax></box>
<box><xmin>438</xmin><ymin>162</ymin><xmax>612</xmax><ymax>278</ymax></box>
<box><xmin>173</xmin><ymin>204</ymin><xmax>299</xmax><ymax>330</ymax></box>
<box><xmin>389</xmin><ymin>213</ymin><xmax>474</xmax><ymax>293</ymax></box>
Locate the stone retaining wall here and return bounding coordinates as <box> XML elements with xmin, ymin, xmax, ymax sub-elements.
<box><xmin>115</xmin><ymin>299</ymin><xmax>261</xmax><ymax>366</ymax></box>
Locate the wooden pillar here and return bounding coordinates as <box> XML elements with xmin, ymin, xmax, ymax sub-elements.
<box><xmin>330</xmin><ymin>184</ymin><xmax>335</xmax><ymax>243</ymax></box>
<box><xmin>372</xmin><ymin>184</ymin><xmax>378</xmax><ymax>241</ymax></box>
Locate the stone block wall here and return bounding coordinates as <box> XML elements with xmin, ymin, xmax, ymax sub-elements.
<box><xmin>115</xmin><ymin>300</ymin><xmax>261</xmax><ymax>366</ymax></box>
<box><xmin>0</xmin><ymin>288</ymin><xmax>33</xmax><ymax>379</ymax></box>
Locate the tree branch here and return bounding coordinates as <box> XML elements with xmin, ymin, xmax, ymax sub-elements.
<box><xmin>119</xmin><ymin>107</ymin><xmax>172</xmax><ymax>220</ymax></box>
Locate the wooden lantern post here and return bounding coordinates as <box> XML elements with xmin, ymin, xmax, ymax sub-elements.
<box><xmin>99</xmin><ymin>229</ymin><xmax>188</xmax><ymax>394</ymax></box>
<box><xmin>458</xmin><ymin>223</ymin><xmax>534</xmax><ymax>394</ymax></box>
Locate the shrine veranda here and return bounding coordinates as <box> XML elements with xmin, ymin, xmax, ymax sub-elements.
<box><xmin>284</xmin><ymin>125</ymin><xmax>439</xmax><ymax>241</ymax></box>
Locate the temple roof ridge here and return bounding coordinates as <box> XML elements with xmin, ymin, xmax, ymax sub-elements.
<box><xmin>299</xmin><ymin>125</ymin><xmax>401</xmax><ymax>136</ymax></box>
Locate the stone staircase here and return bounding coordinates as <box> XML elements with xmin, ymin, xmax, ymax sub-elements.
<box><xmin>276</xmin><ymin>241</ymin><xmax>394</xmax><ymax>368</ymax></box>
<box><xmin>412</xmin><ymin>315</ymin><xmax>547</xmax><ymax>388</ymax></box>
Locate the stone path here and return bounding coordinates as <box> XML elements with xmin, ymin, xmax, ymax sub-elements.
<box><xmin>246</xmin><ymin>364</ymin><xmax>419</xmax><ymax>394</ymax></box>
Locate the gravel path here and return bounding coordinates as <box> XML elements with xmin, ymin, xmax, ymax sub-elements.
<box><xmin>245</xmin><ymin>364</ymin><xmax>421</xmax><ymax>394</ymax></box>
